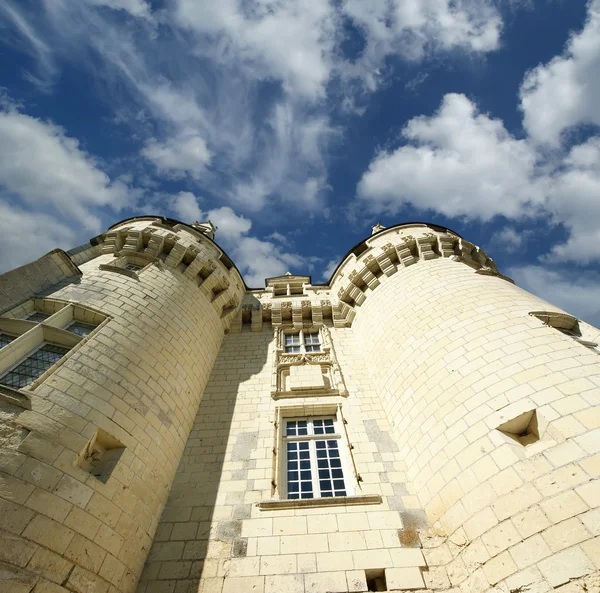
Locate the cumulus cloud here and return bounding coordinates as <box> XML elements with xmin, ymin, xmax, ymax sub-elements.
<box><xmin>142</xmin><ymin>134</ymin><xmax>211</xmax><ymax>179</ymax></box>
<box><xmin>321</xmin><ymin>257</ymin><xmax>341</xmax><ymax>282</ymax></box>
<box><xmin>340</xmin><ymin>0</ymin><xmax>501</xmax><ymax>89</ymax></box>
<box><xmin>509</xmin><ymin>265</ymin><xmax>600</xmax><ymax>328</ymax></box>
<box><xmin>0</xmin><ymin>202</ymin><xmax>79</xmax><ymax>272</ymax></box>
<box><xmin>520</xmin><ymin>0</ymin><xmax>600</xmax><ymax>146</ymax></box>
<box><xmin>357</xmin><ymin>87</ymin><xmax>600</xmax><ymax>264</ymax></box>
<box><xmin>171</xmin><ymin>191</ymin><xmax>203</xmax><ymax>221</ymax></box>
<box><xmin>543</xmin><ymin>137</ymin><xmax>600</xmax><ymax>263</ymax></box>
<box><xmin>357</xmin><ymin>93</ymin><xmax>545</xmax><ymax>221</ymax></box>
<box><xmin>0</xmin><ymin>103</ymin><xmax>133</xmax><ymax>230</ymax></box>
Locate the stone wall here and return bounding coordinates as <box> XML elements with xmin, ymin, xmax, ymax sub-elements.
<box><xmin>137</xmin><ymin>324</ymin><xmax>430</xmax><ymax>593</ymax></box>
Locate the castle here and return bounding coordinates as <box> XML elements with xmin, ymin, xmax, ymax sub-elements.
<box><xmin>0</xmin><ymin>216</ymin><xmax>598</xmax><ymax>593</ymax></box>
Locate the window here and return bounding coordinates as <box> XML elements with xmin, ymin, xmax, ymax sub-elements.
<box><xmin>0</xmin><ymin>299</ymin><xmax>107</xmax><ymax>392</ymax></box>
<box><xmin>66</xmin><ymin>321</ymin><xmax>96</xmax><ymax>337</ymax></box>
<box><xmin>0</xmin><ymin>343</ymin><xmax>70</xmax><ymax>389</ymax></box>
<box><xmin>24</xmin><ymin>312</ymin><xmax>50</xmax><ymax>323</ymax></box>
<box><xmin>283</xmin><ymin>416</ymin><xmax>347</xmax><ymax>499</ymax></box>
<box><xmin>284</xmin><ymin>330</ymin><xmax>321</xmax><ymax>354</ymax></box>
<box><xmin>0</xmin><ymin>333</ymin><xmax>16</xmax><ymax>349</ymax></box>
<box><xmin>122</xmin><ymin>263</ymin><xmax>143</xmax><ymax>272</ymax></box>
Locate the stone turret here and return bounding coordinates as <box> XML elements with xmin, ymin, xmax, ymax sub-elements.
<box><xmin>0</xmin><ymin>216</ymin><xmax>244</xmax><ymax>593</ymax></box>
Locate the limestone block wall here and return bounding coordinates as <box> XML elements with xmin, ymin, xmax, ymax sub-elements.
<box><xmin>0</xmin><ymin>219</ymin><xmax>244</xmax><ymax>593</ymax></box>
<box><xmin>341</xmin><ymin>225</ymin><xmax>600</xmax><ymax>593</ymax></box>
<box><xmin>137</xmin><ymin>323</ymin><xmax>433</xmax><ymax>593</ymax></box>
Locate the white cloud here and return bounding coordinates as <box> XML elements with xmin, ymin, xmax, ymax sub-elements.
<box><xmin>489</xmin><ymin>227</ymin><xmax>537</xmax><ymax>253</ymax></box>
<box><xmin>544</xmin><ymin>137</ymin><xmax>600</xmax><ymax>263</ymax></box>
<box><xmin>321</xmin><ymin>257</ymin><xmax>340</xmax><ymax>282</ymax></box>
<box><xmin>171</xmin><ymin>191</ymin><xmax>203</xmax><ymax>222</ymax></box>
<box><xmin>509</xmin><ymin>265</ymin><xmax>600</xmax><ymax>328</ymax></box>
<box><xmin>0</xmin><ymin>202</ymin><xmax>79</xmax><ymax>273</ymax></box>
<box><xmin>86</xmin><ymin>0</ymin><xmax>152</xmax><ymax>19</ymax></box>
<box><xmin>208</xmin><ymin>207</ymin><xmax>252</xmax><ymax>241</ymax></box>
<box><xmin>232</xmin><ymin>237</ymin><xmax>305</xmax><ymax>287</ymax></box>
<box><xmin>0</xmin><ymin>104</ymin><xmax>133</xmax><ymax>231</ymax></box>
<box><xmin>174</xmin><ymin>0</ymin><xmax>339</xmax><ymax>100</ymax></box>
<box><xmin>142</xmin><ymin>134</ymin><xmax>211</xmax><ymax>179</ymax></box>
<box><xmin>520</xmin><ymin>0</ymin><xmax>600</xmax><ymax>146</ymax></box>
<box><xmin>341</xmin><ymin>0</ymin><xmax>502</xmax><ymax>89</ymax></box>
<box><xmin>357</xmin><ymin>93</ymin><xmax>546</xmax><ymax>220</ymax></box>
<box><xmin>0</xmin><ymin>1</ymin><xmax>57</xmax><ymax>90</ymax></box>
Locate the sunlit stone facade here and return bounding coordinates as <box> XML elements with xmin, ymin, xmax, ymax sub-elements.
<box><xmin>0</xmin><ymin>217</ymin><xmax>598</xmax><ymax>593</ymax></box>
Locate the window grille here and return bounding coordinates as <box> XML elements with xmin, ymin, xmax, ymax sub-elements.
<box><xmin>284</xmin><ymin>330</ymin><xmax>321</xmax><ymax>354</ymax></box>
<box><xmin>284</xmin><ymin>417</ymin><xmax>347</xmax><ymax>499</ymax></box>
<box><xmin>24</xmin><ymin>312</ymin><xmax>50</xmax><ymax>323</ymax></box>
<box><xmin>0</xmin><ymin>344</ymin><xmax>70</xmax><ymax>389</ymax></box>
<box><xmin>0</xmin><ymin>333</ymin><xmax>16</xmax><ymax>349</ymax></box>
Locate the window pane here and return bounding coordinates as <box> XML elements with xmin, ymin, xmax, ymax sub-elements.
<box><xmin>286</xmin><ymin>422</ymin><xmax>298</xmax><ymax>436</ymax></box>
<box><xmin>25</xmin><ymin>312</ymin><xmax>50</xmax><ymax>323</ymax></box>
<box><xmin>305</xmin><ymin>345</ymin><xmax>321</xmax><ymax>352</ymax></box>
<box><xmin>284</xmin><ymin>346</ymin><xmax>301</xmax><ymax>353</ymax></box>
<box><xmin>297</xmin><ymin>421</ymin><xmax>308</xmax><ymax>435</ymax></box>
<box><xmin>0</xmin><ymin>333</ymin><xmax>16</xmax><ymax>349</ymax></box>
<box><xmin>315</xmin><ymin>439</ymin><xmax>346</xmax><ymax>497</ymax></box>
<box><xmin>0</xmin><ymin>343</ymin><xmax>69</xmax><ymax>389</ymax></box>
<box><xmin>67</xmin><ymin>321</ymin><xmax>96</xmax><ymax>337</ymax></box>
<box><xmin>284</xmin><ymin>333</ymin><xmax>301</xmax><ymax>346</ymax></box>
<box><xmin>313</xmin><ymin>420</ymin><xmax>324</xmax><ymax>434</ymax></box>
<box><xmin>304</xmin><ymin>332</ymin><xmax>320</xmax><ymax>345</ymax></box>
<box><xmin>287</xmin><ymin>438</ymin><xmax>313</xmax><ymax>500</ymax></box>
<box><xmin>123</xmin><ymin>263</ymin><xmax>143</xmax><ymax>271</ymax></box>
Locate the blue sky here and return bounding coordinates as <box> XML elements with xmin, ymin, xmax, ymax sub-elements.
<box><xmin>1</xmin><ymin>0</ymin><xmax>600</xmax><ymax>324</ymax></box>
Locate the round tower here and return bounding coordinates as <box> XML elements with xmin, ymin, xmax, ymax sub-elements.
<box><xmin>0</xmin><ymin>217</ymin><xmax>244</xmax><ymax>593</ymax></box>
<box><xmin>330</xmin><ymin>223</ymin><xmax>599</xmax><ymax>592</ymax></box>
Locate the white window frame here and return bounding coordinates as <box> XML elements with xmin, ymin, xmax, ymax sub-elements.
<box><xmin>283</xmin><ymin>329</ymin><xmax>321</xmax><ymax>354</ymax></box>
<box><xmin>280</xmin><ymin>414</ymin><xmax>352</xmax><ymax>500</ymax></box>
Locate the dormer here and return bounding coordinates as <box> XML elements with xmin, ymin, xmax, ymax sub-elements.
<box><xmin>266</xmin><ymin>272</ymin><xmax>310</xmax><ymax>297</ymax></box>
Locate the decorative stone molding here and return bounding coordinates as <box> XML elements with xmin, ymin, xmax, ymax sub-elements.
<box><xmin>270</xmin><ymin>326</ymin><xmax>348</xmax><ymax>398</ymax></box>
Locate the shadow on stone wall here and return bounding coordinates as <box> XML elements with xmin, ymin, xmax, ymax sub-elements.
<box><xmin>137</xmin><ymin>297</ymin><xmax>269</xmax><ymax>593</ymax></box>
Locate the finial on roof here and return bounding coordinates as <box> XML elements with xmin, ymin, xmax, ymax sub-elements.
<box><xmin>371</xmin><ymin>222</ymin><xmax>386</xmax><ymax>235</ymax></box>
<box><xmin>285</xmin><ymin>271</ymin><xmax>292</xmax><ymax>276</ymax></box>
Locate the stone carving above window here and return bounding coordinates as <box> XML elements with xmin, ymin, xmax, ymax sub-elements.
<box><xmin>271</xmin><ymin>326</ymin><xmax>347</xmax><ymax>399</ymax></box>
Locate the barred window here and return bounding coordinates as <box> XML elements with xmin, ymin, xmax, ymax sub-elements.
<box><xmin>0</xmin><ymin>333</ymin><xmax>16</xmax><ymax>349</ymax></box>
<box><xmin>283</xmin><ymin>417</ymin><xmax>347</xmax><ymax>500</ymax></box>
<box><xmin>24</xmin><ymin>312</ymin><xmax>51</xmax><ymax>323</ymax></box>
<box><xmin>284</xmin><ymin>330</ymin><xmax>321</xmax><ymax>354</ymax></box>
<box><xmin>0</xmin><ymin>343</ymin><xmax>70</xmax><ymax>389</ymax></box>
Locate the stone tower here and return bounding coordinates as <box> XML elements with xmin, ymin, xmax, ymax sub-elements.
<box><xmin>0</xmin><ymin>217</ymin><xmax>597</xmax><ymax>593</ymax></box>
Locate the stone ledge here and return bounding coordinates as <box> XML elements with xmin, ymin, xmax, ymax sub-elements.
<box><xmin>256</xmin><ymin>494</ymin><xmax>382</xmax><ymax>511</ymax></box>
<box><xmin>98</xmin><ymin>264</ymin><xmax>140</xmax><ymax>279</ymax></box>
<box><xmin>0</xmin><ymin>385</ymin><xmax>32</xmax><ymax>410</ymax></box>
